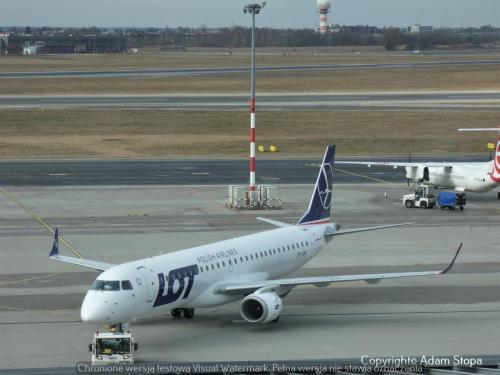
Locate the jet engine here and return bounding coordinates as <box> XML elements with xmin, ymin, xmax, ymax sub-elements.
<box><xmin>240</xmin><ymin>292</ymin><xmax>282</xmax><ymax>323</ymax></box>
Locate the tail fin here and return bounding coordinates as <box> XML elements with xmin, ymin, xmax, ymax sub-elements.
<box><xmin>493</xmin><ymin>134</ymin><xmax>500</xmax><ymax>182</ymax></box>
<box><xmin>459</xmin><ymin>127</ymin><xmax>500</xmax><ymax>182</ymax></box>
<box><xmin>297</xmin><ymin>145</ymin><xmax>335</xmax><ymax>225</ymax></box>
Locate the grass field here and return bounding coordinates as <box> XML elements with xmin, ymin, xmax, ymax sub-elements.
<box><xmin>0</xmin><ymin>109</ymin><xmax>496</xmax><ymax>158</ymax></box>
<box><xmin>0</xmin><ymin>49</ymin><xmax>498</xmax><ymax>159</ymax></box>
<box><xmin>1</xmin><ymin>47</ymin><xmax>498</xmax><ymax>72</ymax></box>
<box><xmin>1</xmin><ymin>65</ymin><xmax>499</xmax><ymax>94</ymax></box>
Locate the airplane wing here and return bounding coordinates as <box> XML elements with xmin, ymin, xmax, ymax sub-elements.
<box><xmin>48</xmin><ymin>229</ymin><xmax>114</xmax><ymax>271</ymax></box>
<box><xmin>335</xmin><ymin>161</ymin><xmax>453</xmax><ymax>168</ymax></box>
<box><xmin>217</xmin><ymin>244</ymin><xmax>462</xmax><ymax>295</ymax></box>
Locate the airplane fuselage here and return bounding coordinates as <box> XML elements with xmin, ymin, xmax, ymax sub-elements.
<box><xmin>407</xmin><ymin>161</ymin><xmax>498</xmax><ymax>192</ymax></box>
<box><xmin>81</xmin><ymin>224</ymin><xmax>328</xmax><ymax>324</ymax></box>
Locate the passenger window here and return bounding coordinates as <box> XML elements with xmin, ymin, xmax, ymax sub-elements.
<box><xmin>121</xmin><ymin>280</ymin><xmax>133</xmax><ymax>290</ymax></box>
<box><xmin>211</xmin><ymin>264</ymin><xmax>215</xmax><ymax>270</ymax></box>
<box><xmin>240</xmin><ymin>256</ymin><xmax>244</xmax><ymax>262</ymax></box>
<box><xmin>217</xmin><ymin>263</ymin><xmax>220</xmax><ymax>269</ymax></box>
<box><xmin>273</xmin><ymin>249</ymin><xmax>276</xmax><ymax>254</ymax></box>
<box><xmin>228</xmin><ymin>260</ymin><xmax>232</xmax><ymax>265</ymax></box>
<box><xmin>234</xmin><ymin>258</ymin><xmax>237</xmax><ymax>264</ymax></box>
<box><xmin>206</xmin><ymin>266</ymin><xmax>209</xmax><ymax>272</ymax></box>
<box><xmin>246</xmin><ymin>255</ymin><xmax>249</xmax><ymax>261</ymax></box>
<box><xmin>260</xmin><ymin>251</ymin><xmax>263</xmax><ymax>257</ymax></box>
<box><xmin>199</xmin><ymin>267</ymin><xmax>203</xmax><ymax>273</ymax></box>
<box><xmin>301</xmin><ymin>241</ymin><xmax>304</xmax><ymax>247</ymax></box>
<box><xmin>287</xmin><ymin>245</ymin><xmax>290</xmax><ymax>251</ymax></box>
<box><xmin>222</xmin><ymin>261</ymin><xmax>225</xmax><ymax>267</ymax></box>
<box><xmin>264</xmin><ymin>250</ymin><xmax>267</xmax><ymax>256</ymax></box>
<box><xmin>250</xmin><ymin>254</ymin><xmax>253</xmax><ymax>260</ymax></box>
<box><xmin>306</xmin><ymin>241</ymin><xmax>308</xmax><ymax>246</ymax></box>
<box><xmin>278</xmin><ymin>248</ymin><xmax>281</xmax><ymax>253</ymax></box>
<box><xmin>292</xmin><ymin>244</ymin><xmax>295</xmax><ymax>250</ymax></box>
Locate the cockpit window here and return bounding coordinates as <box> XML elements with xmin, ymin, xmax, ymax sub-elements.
<box><xmin>91</xmin><ymin>280</ymin><xmax>120</xmax><ymax>291</ymax></box>
<box><xmin>121</xmin><ymin>280</ymin><xmax>133</xmax><ymax>290</ymax></box>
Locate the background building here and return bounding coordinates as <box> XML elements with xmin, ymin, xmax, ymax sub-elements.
<box><xmin>5</xmin><ymin>35</ymin><xmax>127</xmax><ymax>55</ymax></box>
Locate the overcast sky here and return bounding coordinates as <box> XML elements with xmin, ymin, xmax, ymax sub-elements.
<box><xmin>1</xmin><ymin>0</ymin><xmax>499</xmax><ymax>29</ymax></box>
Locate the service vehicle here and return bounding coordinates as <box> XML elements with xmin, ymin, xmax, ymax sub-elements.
<box><xmin>437</xmin><ymin>191</ymin><xmax>466</xmax><ymax>210</ymax></box>
<box><xmin>89</xmin><ymin>331</ymin><xmax>138</xmax><ymax>365</ymax></box>
<box><xmin>403</xmin><ymin>184</ymin><xmax>436</xmax><ymax>208</ymax></box>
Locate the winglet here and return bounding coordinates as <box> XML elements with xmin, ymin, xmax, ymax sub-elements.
<box><xmin>49</xmin><ymin>228</ymin><xmax>59</xmax><ymax>257</ymax></box>
<box><xmin>440</xmin><ymin>243</ymin><xmax>463</xmax><ymax>274</ymax></box>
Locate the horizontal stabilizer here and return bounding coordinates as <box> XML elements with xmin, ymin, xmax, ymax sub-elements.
<box><xmin>335</xmin><ymin>161</ymin><xmax>453</xmax><ymax>168</ymax></box>
<box><xmin>459</xmin><ymin>128</ymin><xmax>500</xmax><ymax>132</ymax></box>
<box><xmin>256</xmin><ymin>217</ymin><xmax>291</xmax><ymax>228</ymax></box>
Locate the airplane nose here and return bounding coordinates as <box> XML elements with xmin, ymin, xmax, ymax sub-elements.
<box><xmin>80</xmin><ymin>292</ymin><xmax>106</xmax><ymax>323</ymax></box>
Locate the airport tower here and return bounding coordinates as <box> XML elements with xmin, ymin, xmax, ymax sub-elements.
<box><xmin>316</xmin><ymin>0</ymin><xmax>332</xmax><ymax>34</ymax></box>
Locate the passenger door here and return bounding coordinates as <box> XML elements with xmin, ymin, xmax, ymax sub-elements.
<box><xmin>137</xmin><ymin>266</ymin><xmax>155</xmax><ymax>303</ymax></box>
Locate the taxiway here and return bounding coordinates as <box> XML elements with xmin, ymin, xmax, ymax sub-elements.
<box><xmin>1</xmin><ymin>91</ymin><xmax>500</xmax><ymax>111</ymax></box>
<box><xmin>0</xmin><ymin>183</ymin><xmax>498</xmax><ymax>369</ymax></box>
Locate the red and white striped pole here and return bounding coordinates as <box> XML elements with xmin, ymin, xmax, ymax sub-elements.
<box><xmin>249</xmin><ymin>8</ymin><xmax>257</xmax><ymax>205</ymax></box>
<box><xmin>250</xmin><ymin>96</ymin><xmax>256</xmax><ymax>195</ymax></box>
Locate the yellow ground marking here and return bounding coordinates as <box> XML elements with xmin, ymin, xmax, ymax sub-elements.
<box><xmin>0</xmin><ymin>186</ymin><xmax>83</xmax><ymax>258</ymax></box>
<box><xmin>334</xmin><ymin>167</ymin><xmax>393</xmax><ymax>184</ymax></box>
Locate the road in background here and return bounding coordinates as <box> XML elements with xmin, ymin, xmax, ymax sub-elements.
<box><xmin>0</xmin><ymin>156</ymin><xmax>492</xmax><ymax>186</ymax></box>
<box><xmin>1</xmin><ymin>59</ymin><xmax>499</xmax><ymax>79</ymax></box>
<box><xmin>1</xmin><ymin>92</ymin><xmax>500</xmax><ymax>111</ymax></box>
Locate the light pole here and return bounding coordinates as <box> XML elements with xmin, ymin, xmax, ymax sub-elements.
<box><xmin>243</xmin><ymin>2</ymin><xmax>265</xmax><ymax>207</ymax></box>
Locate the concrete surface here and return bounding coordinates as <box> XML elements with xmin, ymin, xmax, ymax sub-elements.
<box><xmin>1</xmin><ymin>91</ymin><xmax>500</xmax><ymax>111</ymax></box>
<box><xmin>1</xmin><ymin>59</ymin><xmax>499</xmax><ymax>79</ymax></box>
<box><xmin>0</xmin><ymin>184</ymin><xmax>499</xmax><ymax>369</ymax></box>
<box><xmin>0</xmin><ymin>156</ymin><xmax>493</xmax><ymax>186</ymax></box>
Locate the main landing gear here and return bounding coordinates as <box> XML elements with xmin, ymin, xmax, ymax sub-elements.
<box><xmin>171</xmin><ymin>308</ymin><xmax>195</xmax><ymax>319</ymax></box>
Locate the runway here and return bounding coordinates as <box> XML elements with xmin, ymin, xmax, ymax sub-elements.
<box><xmin>0</xmin><ymin>156</ymin><xmax>491</xmax><ymax>186</ymax></box>
<box><xmin>1</xmin><ymin>59</ymin><xmax>499</xmax><ymax>79</ymax></box>
<box><xmin>0</xmin><ymin>184</ymin><xmax>498</xmax><ymax>369</ymax></box>
<box><xmin>1</xmin><ymin>91</ymin><xmax>500</xmax><ymax>111</ymax></box>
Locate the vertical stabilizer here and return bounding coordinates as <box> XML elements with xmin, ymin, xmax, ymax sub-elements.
<box><xmin>297</xmin><ymin>145</ymin><xmax>335</xmax><ymax>225</ymax></box>
<box><xmin>459</xmin><ymin>127</ymin><xmax>500</xmax><ymax>182</ymax></box>
<box><xmin>492</xmin><ymin>133</ymin><xmax>500</xmax><ymax>182</ymax></box>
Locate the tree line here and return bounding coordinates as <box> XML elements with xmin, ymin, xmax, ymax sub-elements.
<box><xmin>3</xmin><ymin>25</ymin><xmax>500</xmax><ymax>51</ymax></box>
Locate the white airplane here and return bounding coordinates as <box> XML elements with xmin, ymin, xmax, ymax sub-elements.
<box><xmin>48</xmin><ymin>145</ymin><xmax>461</xmax><ymax>330</ymax></box>
<box><xmin>336</xmin><ymin>128</ymin><xmax>500</xmax><ymax>199</ymax></box>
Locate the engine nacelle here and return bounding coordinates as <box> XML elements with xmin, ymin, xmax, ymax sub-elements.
<box><xmin>240</xmin><ymin>292</ymin><xmax>282</xmax><ymax>324</ymax></box>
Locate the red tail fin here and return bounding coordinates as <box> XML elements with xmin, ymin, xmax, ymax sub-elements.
<box><xmin>458</xmin><ymin>127</ymin><xmax>500</xmax><ymax>183</ymax></box>
<box><xmin>492</xmin><ymin>134</ymin><xmax>500</xmax><ymax>182</ymax></box>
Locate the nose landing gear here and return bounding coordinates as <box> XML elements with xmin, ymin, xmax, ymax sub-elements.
<box><xmin>107</xmin><ymin>322</ymin><xmax>129</xmax><ymax>333</ymax></box>
<box><xmin>171</xmin><ymin>308</ymin><xmax>195</xmax><ymax>319</ymax></box>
